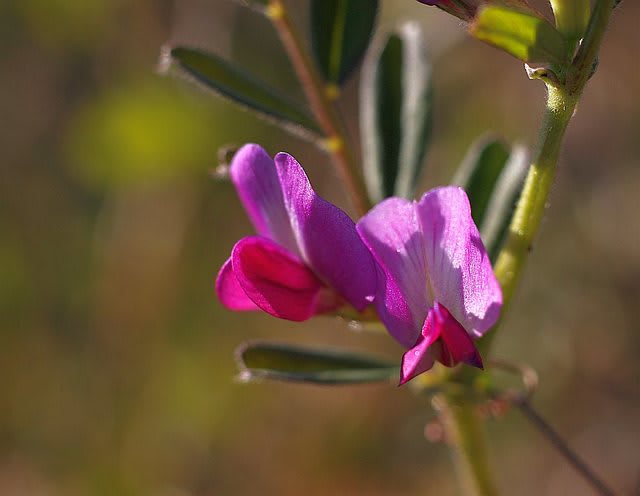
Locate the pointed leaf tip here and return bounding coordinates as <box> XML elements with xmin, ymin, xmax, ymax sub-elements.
<box><xmin>310</xmin><ymin>0</ymin><xmax>379</xmax><ymax>85</ymax></box>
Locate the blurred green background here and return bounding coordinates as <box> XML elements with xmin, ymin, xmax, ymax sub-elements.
<box><xmin>1</xmin><ymin>0</ymin><xmax>638</xmax><ymax>494</ymax></box>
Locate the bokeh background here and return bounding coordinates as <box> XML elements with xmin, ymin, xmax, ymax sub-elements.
<box><xmin>1</xmin><ymin>0</ymin><xmax>638</xmax><ymax>494</ymax></box>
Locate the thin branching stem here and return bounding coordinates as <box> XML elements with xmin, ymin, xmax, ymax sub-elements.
<box><xmin>266</xmin><ymin>0</ymin><xmax>371</xmax><ymax>216</ymax></box>
<box><xmin>435</xmin><ymin>393</ymin><xmax>499</xmax><ymax>496</ymax></box>
<box><xmin>515</xmin><ymin>401</ymin><xmax>617</xmax><ymax>496</ymax></box>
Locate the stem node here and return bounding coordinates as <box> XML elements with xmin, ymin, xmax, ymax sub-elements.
<box><xmin>267</xmin><ymin>0</ymin><xmax>371</xmax><ymax>215</ymax></box>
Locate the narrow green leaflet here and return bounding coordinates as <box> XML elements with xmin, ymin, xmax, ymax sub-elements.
<box><xmin>454</xmin><ymin>136</ymin><xmax>511</xmax><ymax>228</ymax></box>
<box><xmin>360</xmin><ymin>22</ymin><xmax>433</xmax><ymax>202</ymax></box>
<box><xmin>454</xmin><ymin>136</ymin><xmax>529</xmax><ymax>261</ymax></box>
<box><xmin>481</xmin><ymin>145</ymin><xmax>529</xmax><ymax>262</ymax></box>
<box><xmin>453</xmin><ymin>137</ymin><xmax>529</xmax><ymax>262</ymax></box>
<box><xmin>470</xmin><ymin>6</ymin><xmax>568</xmax><ymax>64</ymax></box>
<box><xmin>236</xmin><ymin>342</ymin><xmax>398</xmax><ymax>385</ymax></box>
<box><xmin>310</xmin><ymin>0</ymin><xmax>379</xmax><ymax>85</ymax></box>
<box><xmin>166</xmin><ymin>47</ymin><xmax>320</xmax><ymax>137</ymax></box>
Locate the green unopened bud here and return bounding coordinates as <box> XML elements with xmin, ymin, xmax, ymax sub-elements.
<box><xmin>550</xmin><ymin>0</ymin><xmax>590</xmax><ymax>47</ymax></box>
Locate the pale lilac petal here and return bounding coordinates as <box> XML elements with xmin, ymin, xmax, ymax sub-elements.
<box><xmin>416</xmin><ymin>187</ymin><xmax>502</xmax><ymax>337</ymax></box>
<box><xmin>274</xmin><ymin>152</ymin><xmax>376</xmax><ymax>310</ymax></box>
<box><xmin>215</xmin><ymin>257</ymin><xmax>259</xmax><ymax>311</ymax></box>
<box><xmin>231</xmin><ymin>236</ymin><xmax>340</xmax><ymax>322</ymax></box>
<box><xmin>399</xmin><ymin>308</ymin><xmax>439</xmax><ymax>385</ymax></box>
<box><xmin>432</xmin><ymin>302</ymin><xmax>483</xmax><ymax>369</ymax></box>
<box><xmin>357</xmin><ymin>198</ymin><xmax>428</xmax><ymax>347</ymax></box>
<box><xmin>229</xmin><ymin>144</ymin><xmax>298</xmax><ymax>254</ymax></box>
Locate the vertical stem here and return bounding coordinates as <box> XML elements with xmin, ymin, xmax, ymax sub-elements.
<box><xmin>493</xmin><ymin>85</ymin><xmax>577</xmax><ymax>312</ymax></box>
<box><xmin>434</xmin><ymin>393</ymin><xmax>498</xmax><ymax>496</ymax></box>
<box><xmin>480</xmin><ymin>0</ymin><xmax>615</xmax><ymax>355</ymax></box>
<box><xmin>443</xmin><ymin>2</ymin><xmax>616</xmax><ymax>494</ymax></box>
<box><xmin>425</xmin><ymin>26</ymin><xmax>576</xmax><ymax>496</ymax></box>
<box><xmin>266</xmin><ymin>0</ymin><xmax>371</xmax><ymax>216</ymax></box>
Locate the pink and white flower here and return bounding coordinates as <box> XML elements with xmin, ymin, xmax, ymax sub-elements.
<box><xmin>357</xmin><ymin>187</ymin><xmax>502</xmax><ymax>384</ymax></box>
<box><xmin>216</xmin><ymin>144</ymin><xmax>376</xmax><ymax>322</ymax></box>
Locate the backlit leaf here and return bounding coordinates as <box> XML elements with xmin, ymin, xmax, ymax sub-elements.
<box><xmin>470</xmin><ymin>6</ymin><xmax>568</xmax><ymax>64</ymax></box>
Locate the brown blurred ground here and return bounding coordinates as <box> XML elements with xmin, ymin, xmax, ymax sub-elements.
<box><xmin>0</xmin><ymin>1</ymin><xmax>638</xmax><ymax>494</ymax></box>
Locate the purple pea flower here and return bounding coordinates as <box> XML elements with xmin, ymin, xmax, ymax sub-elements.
<box><xmin>216</xmin><ymin>144</ymin><xmax>376</xmax><ymax>322</ymax></box>
<box><xmin>357</xmin><ymin>187</ymin><xmax>502</xmax><ymax>385</ymax></box>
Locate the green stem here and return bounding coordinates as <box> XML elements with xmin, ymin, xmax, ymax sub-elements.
<box><xmin>441</xmin><ymin>2</ymin><xmax>615</xmax><ymax>494</ymax></box>
<box><xmin>492</xmin><ymin>84</ymin><xmax>577</xmax><ymax>314</ymax></box>
<box><xmin>446</xmin><ymin>62</ymin><xmax>575</xmax><ymax>496</ymax></box>
<box><xmin>480</xmin><ymin>0</ymin><xmax>615</xmax><ymax>355</ymax></box>
<box><xmin>434</xmin><ymin>393</ymin><xmax>498</xmax><ymax>496</ymax></box>
<box><xmin>266</xmin><ymin>0</ymin><xmax>371</xmax><ymax>216</ymax></box>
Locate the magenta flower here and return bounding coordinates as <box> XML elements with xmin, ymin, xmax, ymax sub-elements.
<box><xmin>357</xmin><ymin>187</ymin><xmax>502</xmax><ymax>385</ymax></box>
<box><xmin>216</xmin><ymin>144</ymin><xmax>376</xmax><ymax>322</ymax></box>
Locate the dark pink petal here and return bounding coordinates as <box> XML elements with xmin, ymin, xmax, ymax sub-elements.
<box><xmin>416</xmin><ymin>187</ymin><xmax>502</xmax><ymax>338</ymax></box>
<box><xmin>274</xmin><ymin>152</ymin><xmax>376</xmax><ymax>310</ymax></box>
<box><xmin>432</xmin><ymin>302</ymin><xmax>483</xmax><ymax>369</ymax></box>
<box><xmin>229</xmin><ymin>144</ymin><xmax>298</xmax><ymax>255</ymax></box>
<box><xmin>399</xmin><ymin>302</ymin><xmax>483</xmax><ymax>385</ymax></box>
<box><xmin>232</xmin><ymin>236</ymin><xmax>340</xmax><ymax>321</ymax></box>
<box><xmin>357</xmin><ymin>198</ymin><xmax>428</xmax><ymax>347</ymax></box>
<box><xmin>399</xmin><ymin>307</ymin><xmax>440</xmax><ymax>385</ymax></box>
<box><xmin>215</xmin><ymin>257</ymin><xmax>259</xmax><ymax>311</ymax></box>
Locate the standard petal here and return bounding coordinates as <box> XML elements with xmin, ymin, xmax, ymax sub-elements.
<box><xmin>229</xmin><ymin>144</ymin><xmax>298</xmax><ymax>254</ymax></box>
<box><xmin>399</xmin><ymin>308</ymin><xmax>439</xmax><ymax>385</ymax></box>
<box><xmin>357</xmin><ymin>197</ymin><xmax>428</xmax><ymax>347</ymax></box>
<box><xmin>274</xmin><ymin>152</ymin><xmax>376</xmax><ymax>310</ymax></box>
<box><xmin>232</xmin><ymin>236</ymin><xmax>340</xmax><ymax>322</ymax></box>
<box><xmin>416</xmin><ymin>187</ymin><xmax>502</xmax><ymax>338</ymax></box>
<box><xmin>433</xmin><ymin>302</ymin><xmax>483</xmax><ymax>369</ymax></box>
<box><xmin>215</xmin><ymin>257</ymin><xmax>259</xmax><ymax>311</ymax></box>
